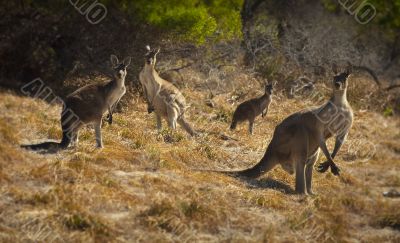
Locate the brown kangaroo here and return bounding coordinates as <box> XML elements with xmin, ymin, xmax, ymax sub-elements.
<box><xmin>230</xmin><ymin>83</ymin><xmax>274</xmax><ymax>134</ymax></box>
<box><xmin>21</xmin><ymin>55</ymin><xmax>131</xmax><ymax>151</ymax></box>
<box><xmin>205</xmin><ymin>68</ymin><xmax>354</xmax><ymax>194</ymax></box>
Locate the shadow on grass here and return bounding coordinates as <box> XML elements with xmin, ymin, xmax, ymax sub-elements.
<box><xmin>242</xmin><ymin>177</ymin><xmax>296</xmax><ymax>194</ymax></box>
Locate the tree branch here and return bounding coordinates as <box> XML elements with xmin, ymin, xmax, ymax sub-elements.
<box><xmin>385</xmin><ymin>84</ymin><xmax>400</xmax><ymax>91</ymax></box>
<box><xmin>352</xmin><ymin>65</ymin><xmax>381</xmax><ymax>87</ymax></box>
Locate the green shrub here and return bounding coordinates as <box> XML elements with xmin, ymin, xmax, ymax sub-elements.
<box><xmin>107</xmin><ymin>0</ymin><xmax>243</xmax><ymax>44</ymax></box>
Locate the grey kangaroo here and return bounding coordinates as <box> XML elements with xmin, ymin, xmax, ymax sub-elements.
<box><xmin>139</xmin><ymin>46</ymin><xmax>196</xmax><ymax>136</ymax></box>
<box><xmin>21</xmin><ymin>55</ymin><xmax>131</xmax><ymax>151</ymax></box>
<box><xmin>230</xmin><ymin>83</ymin><xmax>274</xmax><ymax>134</ymax></box>
<box><xmin>205</xmin><ymin>67</ymin><xmax>354</xmax><ymax>194</ymax></box>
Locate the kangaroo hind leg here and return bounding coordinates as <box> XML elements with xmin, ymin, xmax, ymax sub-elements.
<box><xmin>94</xmin><ymin>120</ymin><xmax>103</xmax><ymax>148</ymax></box>
<box><xmin>305</xmin><ymin>150</ymin><xmax>320</xmax><ymax>195</ymax></box>
<box><xmin>248</xmin><ymin>118</ymin><xmax>255</xmax><ymax>135</ymax></box>
<box><xmin>167</xmin><ymin>106</ymin><xmax>178</xmax><ymax>130</ymax></box>
<box><xmin>156</xmin><ymin>114</ymin><xmax>162</xmax><ymax>131</ymax></box>
<box><xmin>295</xmin><ymin>159</ymin><xmax>307</xmax><ymax>194</ymax></box>
<box><xmin>294</xmin><ymin>128</ymin><xmax>309</xmax><ymax>194</ymax></box>
<box><xmin>71</xmin><ymin>130</ymin><xmax>80</xmax><ymax>147</ymax></box>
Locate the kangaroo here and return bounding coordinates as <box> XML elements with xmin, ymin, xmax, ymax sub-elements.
<box><xmin>21</xmin><ymin>55</ymin><xmax>131</xmax><ymax>151</ymax></box>
<box><xmin>139</xmin><ymin>46</ymin><xmax>196</xmax><ymax>136</ymax></box>
<box><xmin>230</xmin><ymin>83</ymin><xmax>274</xmax><ymax>134</ymax></box>
<box><xmin>205</xmin><ymin>67</ymin><xmax>354</xmax><ymax>194</ymax></box>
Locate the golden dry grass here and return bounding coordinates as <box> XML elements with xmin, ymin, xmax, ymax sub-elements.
<box><xmin>0</xmin><ymin>79</ymin><xmax>399</xmax><ymax>242</ymax></box>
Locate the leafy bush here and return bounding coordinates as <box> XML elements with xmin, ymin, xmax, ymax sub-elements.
<box><xmin>322</xmin><ymin>0</ymin><xmax>400</xmax><ymax>38</ymax></box>
<box><xmin>115</xmin><ymin>0</ymin><xmax>243</xmax><ymax>44</ymax></box>
<box><xmin>369</xmin><ymin>0</ymin><xmax>400</xmax><ymax>37</ymax></box>
<box><xmin>17</xmin><ymin>0</ymin><xmax>242</xmax><ymax>45</ymax></box>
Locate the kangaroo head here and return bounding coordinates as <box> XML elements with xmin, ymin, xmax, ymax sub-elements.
<box><xmin>333</xmin><ymin>72</ymin><xmax>349</xmax><ymax>91</ymax></box>
<box><xmin>265</xmin><ymin>82</ymin><xmax>275</xmax><ymax>95</ymax></box>
<box><xmin>333</xmin><ymin>63</ymin><xmax>353</xmax><ymax>91</ymax></box>
<box><xmin>145</xmin><ymin>45</ymin><xmax>160</xmax><ymax>66</ymax></box>
<box><xmin>332</xmin><ymin>64</ymin><xmax>352</xmax><ymax>91</ymax></box>
<box><xmin>111</xmin><ymin>55</ymin><xmax>131</xmax><ymax>80</ymax></box>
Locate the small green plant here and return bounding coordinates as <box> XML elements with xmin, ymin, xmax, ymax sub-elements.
<box><xmin>102</xmin><ymin>178</ymin><xmax>117</xmax><ymax>188</ymax></box>
<box><xmin>383</xmin><ymin>106</ymin><xmax>394</xmax><ymax>117</ymax></box>
<box><xmin>198</xmin><ymin>143</ymin><xmax>217</xmax><ymax>160</ymax></box>
<box><xmin>375</xmin><ymin>209</ymin><xmax>400</xmax><ymax>230</ymax></box>
<box><xmin>321</xmin><ymin>0</ymin><xmax>339</xmax><ymax>12</ymax></box>
<box><xmin>64</xmin><ymin>214</ymin><xmax>91</xmax><ymax>231</ymax></box>
<box><xmin>146</xmin><ymin>146</ymin><xmax>161</xmax><ymax>164</ymax></box>
<box><xmin>145</xmin><ymin>201</ymin><xmax>174</xmax><ymax>217</ymax></box>
<box><xmin>31</xmin><ymin>193</ymin><xmax>52</xmax><ymax>205</ymax></box>
<box><xmin>179</xmin><ymin>200</ymin><xmax>203</xmax><ymax>218</ymax></box>
<box><xmin>159</xmin><ymin>128</ymin><xmax>185</xmax><ymax>143</ymax></box>
<box><xmin>215</xmin><ymin>108</ymin><xmax>231</xmax><ymax>123</ymax></box>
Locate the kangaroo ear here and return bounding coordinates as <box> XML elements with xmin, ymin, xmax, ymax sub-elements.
<box><xmin>110</xmin><ymin>55</ymin><xmax>119</xmax><ymax>67</ymax></box>
<box><xmin>146</xmin><ymin>45</ymin><xmax>151</xmax><ymax>51</ymax></box>
<box><xmin>123</xmin><ymin>57</ymin><xmax>131</xmax><ymax>67</ymax></box>
<box><xmin>345</xmin><ymin>62</ymin><xmax>353</xmax><ymax>74</ymax></box>
<box><xmin>332</xmin><ymin>63</ymin><xmax>339</xmax><ymax>74</ymax></box>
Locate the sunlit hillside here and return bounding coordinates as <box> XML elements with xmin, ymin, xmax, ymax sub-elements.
<box><xmin>0</xmin><ymin>76</ymin><xmax>399</xmax><ymax>242</ymax></box>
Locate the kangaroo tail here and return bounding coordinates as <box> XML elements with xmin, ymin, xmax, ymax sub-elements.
<box><xmin>21</xmin><ymin>131</ymin><xmax>71</xmax><ymax>151</ymax></box>
<box><xmin>195</xmin><ymin>147</ymin><xmax>277</xmax><ymax>178</ymax></box>
<box><xmin>230</xmin><ymin>119</ymin><xmax>237</xmax><ymax>130</ymax></box>
<box><xmin>237</xmin><ymin>148</ymin><xmax>277</xmax><ymax>178</ymax></box>
<box><xmin>177</xmin><ymin>116</ymin><xmax>196</xmax><ymax>136</ymax></box>
<box><xmin>230</xmin><ymin>111</ymin><xmax>240</xmax><ymax>130</ymax></box>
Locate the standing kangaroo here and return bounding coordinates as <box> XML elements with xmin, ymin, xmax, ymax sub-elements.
<box><xmin>207</xmin><ymin>68</ymin><xmax>354</xmax><ymax>194</ymax></box>
<box><xmin>139</xmin><ymin>46</ymin><xmax>195</xmax><ymax>136</ymax></box>
<box><xmin>230</xmin><ymin>83</ymin><xmax>274</xmax><ymax>134</ymax></box>
<box><xmin>21</xmin><ymin>55</ymin><xmax>131</xmax><ymax>151</ymax></box>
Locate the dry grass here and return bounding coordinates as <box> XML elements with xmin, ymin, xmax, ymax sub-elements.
<box><xmin>0</xmin><ymin>79</ymin><xmax>399</xmax><ymax>242</ymax></box>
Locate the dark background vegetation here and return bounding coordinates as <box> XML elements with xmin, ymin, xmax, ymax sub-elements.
<box><xmin>0</xmin><ymin>0</ymin><xmax>399</xmax><ymax>113</ymax></box>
